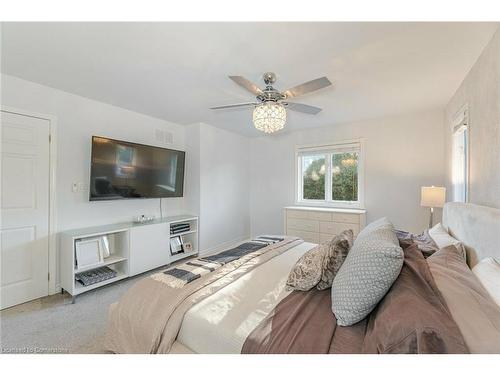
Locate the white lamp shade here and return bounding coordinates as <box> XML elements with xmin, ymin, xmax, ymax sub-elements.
<box><xmin>421</xmin><ymin>186</ymin><xmax>446</xmax><ymax>208</ymax></box>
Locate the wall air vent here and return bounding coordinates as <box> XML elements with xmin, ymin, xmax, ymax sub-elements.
<box><xmin>155</xmin><ymin>129</ymin><xmax>174</xmax><ymax>144</ymax></box>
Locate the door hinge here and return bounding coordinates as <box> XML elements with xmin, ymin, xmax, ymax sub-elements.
<box><xmin>48</xmin><ymin>272</ymin><xmax>50</xmax><ymax>281</ymax></box>
<box><xmin>49</xmin><ymin>134</ymin><xmax>52</xmax><ymax>143</ymax></box>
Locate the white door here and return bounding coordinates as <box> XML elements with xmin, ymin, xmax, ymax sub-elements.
<box><xmin>1</xmin><ymin>111</ymin><xmax>50</xmax><ymax>309</ymax></box>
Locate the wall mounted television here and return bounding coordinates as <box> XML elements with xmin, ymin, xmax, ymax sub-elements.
<box><xmin>89</xmin><ymin>136</ymin><xmax>185</xmax><ymax>201</ymax></box>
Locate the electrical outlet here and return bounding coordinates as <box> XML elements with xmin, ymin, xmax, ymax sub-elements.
<box><xmin>72</xmin><ymin>182</ymin><xmax>88</xmax><ymax>193</ymax></box>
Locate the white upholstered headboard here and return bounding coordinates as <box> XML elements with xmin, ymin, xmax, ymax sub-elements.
<box><xmin>443</xmin><ymin>202</ymin><xmax>500</xmax><ymax>268</ymax></box>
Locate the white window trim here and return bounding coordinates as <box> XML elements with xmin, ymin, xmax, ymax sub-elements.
<box><xmin>452</xmin><ymin>104</ymin><xmax>470</xmax><ymax>203</ymax></box>
<box><xmin>294</xmin><ymin>139</ymin><xmax>365</xmax><ymax>209</ymax></box>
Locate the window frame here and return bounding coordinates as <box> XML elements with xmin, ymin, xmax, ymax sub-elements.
<box><xmin>451</xmin><ymin>105</ymin><xmax>470</xmax><ymax>203</ymax></box>
<box><xmin>295</xmin><ymin>139</ymin><xmax>365</xmax><ymax>209</ymax></box>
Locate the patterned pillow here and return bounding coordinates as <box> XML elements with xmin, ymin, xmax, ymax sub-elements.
<box><xmin>331</xmin><ymin>218</ymin><xmax>404</xmax><ymax>326</ymax></box>
<box><xmin>286</xmin><ymin>243</ymin><xmax>327</xmax><ymax>291</ymax></box>
<box><xmin>357</xmin><ymin>216</ymin><xmax>393</xmax><ymax>239</ymax></box>
<box><xmin>317</xmin><ymin>230</ymin><xmax>354</xmax><ymax>290</ymax></box>
<box><xmin>395</xmin><ymin>229</ymin><xmax>439</xmax><ymax>257</ymax></box>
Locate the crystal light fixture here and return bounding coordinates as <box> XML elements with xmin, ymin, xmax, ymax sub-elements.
<box><xmin>252</xmin><ymin>102</ymin><xmax>286</xmax><ymax>134</ymax></box>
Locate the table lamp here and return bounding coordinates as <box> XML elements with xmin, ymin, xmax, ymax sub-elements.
<box><xmin>421</xmin><ymin>186</ymin><xmax>446</xmax><ymax>228</ymax></box>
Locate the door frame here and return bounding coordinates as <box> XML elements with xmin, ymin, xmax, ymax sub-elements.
<box><xmin>1</xmin><ymin>106</ymin><xmax>58</xmax><ymax>295</ymax></box>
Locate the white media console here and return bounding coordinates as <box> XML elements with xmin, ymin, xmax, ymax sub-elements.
<box><xmin>60</xmin><ymin>214</ymin><xmax>199</xmax><ymax>302</ymax></box>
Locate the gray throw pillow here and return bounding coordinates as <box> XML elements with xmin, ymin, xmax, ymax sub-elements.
<box><xmin>357</xmin><ymin>216</ymin><xmax>394</xmax><ymax>239</ymax></box>
<box><xmin>331</xmin><ymin>217</ymin><xmax>404</xmax><ymax>326</ymax></box>
<box><xmin>317</xmin><ymin>230</ymin><xmax>354</xmax><ymax>290</ymax></box>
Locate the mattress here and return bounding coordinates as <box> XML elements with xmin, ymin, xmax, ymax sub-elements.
<box><xmin>176</xmin><ymin>241</ymin><xmax>315</xmax><ymax>353</ymax></box>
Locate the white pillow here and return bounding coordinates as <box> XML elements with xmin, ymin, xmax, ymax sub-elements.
<box><xmin>429</xmin><ymin>223</ymin><xmax>467</xmax><ymax>261</ymax></box>
<box><xmin>473</xmin><ymin>258</ymin><xmax>500</xmax><ymax>308</ymax></box>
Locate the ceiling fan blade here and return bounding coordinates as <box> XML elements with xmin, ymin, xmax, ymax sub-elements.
<box><xmin>229</xmin><ymin>76</ymin><xmax>264</xmax><ymax>96</ymax></box>
<box><xmin>283</xmin><ymin>77</ymin><xmax>332</xmax><ymax>99</ymax></box>
<box><xmin>210</xmin><ymin>102</ymin><xmax>258</xmax><ymax>110</ymax></box>
<box><xmin>284</xmin><ymin>102</ymin><xmax>322</xmax><ymax>115</ymax></box>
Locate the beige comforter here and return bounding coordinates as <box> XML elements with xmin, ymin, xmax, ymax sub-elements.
<box><xmin>105</xmin><ymin>237</ymin><xmax>303</xmax><ymax>353</ymax></box>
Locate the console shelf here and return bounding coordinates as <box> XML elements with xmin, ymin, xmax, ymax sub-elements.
<box><xmin>170</xmin><ymin>229</ymin><xmax>197</xmax><ymax>238</ymax></box>
<box><xmin>74</xmin><ymin>272</ymin><xmax>129</xmax><ymax>294</ymax></box>
<box><xmin>74</xmin><ymin>255</ymin><xmax>127</xmax><ymax>274</ymax></box>
<box><xmin>60</xmin><ymin>214</ymin><xmax>199</xmax><ymax>302</ymax></box>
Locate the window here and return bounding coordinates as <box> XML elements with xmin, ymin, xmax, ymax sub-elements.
<box><xmin>452</xmin><ymin>106</ymin><xmax>469</xmax><ymax>202</ymax></box>
<box><xmin>296</xmin><ymin>141</ymin><xmax>364</xmax><ymax>208</ymax></box>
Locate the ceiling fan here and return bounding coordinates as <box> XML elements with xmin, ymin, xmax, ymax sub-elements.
<box><xmin>210</xmin><ymin>72</ymin><xmax>332</xmax><ymax>134</ymax></box>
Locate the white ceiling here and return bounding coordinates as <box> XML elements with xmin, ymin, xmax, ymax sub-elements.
<box><xmin>1</xmin><ymin>22</ymin><xmax>498</xmax><ymax>136</ymax></box>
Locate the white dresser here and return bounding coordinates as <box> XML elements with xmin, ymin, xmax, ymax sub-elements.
<box><xmin>284</xmin><ymin>206</ymin><xmax>366</xmax><ymax>244</ymax></box>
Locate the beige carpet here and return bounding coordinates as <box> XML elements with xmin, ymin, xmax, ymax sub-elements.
<box><xmin>0</xmin><ymin>272</ymin><xmax>154</xmax><ymax>354</ymax></box>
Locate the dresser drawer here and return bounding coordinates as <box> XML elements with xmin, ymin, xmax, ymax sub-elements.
<box><xmin>287</xmin><ymin>218</ymin><xmax>319</xmax><ymax>232</ymax></box>
<box><xmin>309</xmin><ymin>211</ymin><xmax>333</xmax><ymax>221</ymax></box>
<box><xmin>286</xmin><ymin>229</ymin><xmax>320</xmax><ymax>244</ymax></box>
<box><xmin>286</xmin><ymin>209</ymin><xmax>332</xmax><ymax>222</ymax></box>
<box><xmin>332</xmin><ymin>213</ymin><xmax>360</xmax><ymax>224</ymax></box>
<box><xmin>320</xmin><ymin>221</ymin><xmax>359</xmax><ymax>236</ymax></box>
<box><xmin>286</xmin><ymin>209</ymin><xmax>310</xmax><ymax>219</ymax></box>
<box><xmin>320</xmin><ymin>233</ymin><xmax>335</xmax><ymax>244</ymax></box>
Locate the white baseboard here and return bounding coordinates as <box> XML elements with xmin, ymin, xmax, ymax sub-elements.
<box><xmin>51</xmin><ymin>284</ymin><xmax>62</xmax><ymax>295</ymax></box>
<box><xmin>199</xmin><ymin>235</ymin><xmax>250</xmax><ymax>256</ymax></box>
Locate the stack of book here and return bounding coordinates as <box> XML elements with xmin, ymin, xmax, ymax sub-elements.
<box><xmin>170</xmin><ymin>222</ymin><xmax>190</xmax><ymax>235</ymax></box>
<box><xmin>75</xmin><ymin>266</ymin><xmax>117</xmax><ymax>287</ymax></box>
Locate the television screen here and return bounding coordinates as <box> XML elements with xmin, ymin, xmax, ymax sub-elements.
<box><xmin>89</xmin><ymin>136</ymin><xmax>185</xmax><ymax>200</ymax></box>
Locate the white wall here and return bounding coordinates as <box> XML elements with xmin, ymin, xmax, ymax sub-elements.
<box><xmin>0</xmin><ymin>74</ymin><xmax>448</xmax><ymax>289</ymax></box>
<box><xmin>445</xmin><ymin>28</ymin><xmax>500</xmax><ymax>208</ymax></box>
<box><xmin>1</xmin><ymin>74</ymin><xmax>188</xmax><ymax>287</ymax></box>
<box><xmin>185</xmin><ymin>123</ymin><xmax>251</xmax><ymax>254</ymax></box>
<box><xmin>184</xmin><ymin>122</ymin><xmax>201</xmax><ymax>216</ymax></box>
<box><xmin>250</xmin><ymin>109</ymin><xmax>446</xmax><ymax>235</ymax></box>
<box><xmin>1</xmin><ymin>75</ymin><xmax>188</xmax><ymax>230</ymax></box>
<box><xmin>1</xmin><ymin>75</ymin><xmax>252</xmax><ymax>282</ymax></box>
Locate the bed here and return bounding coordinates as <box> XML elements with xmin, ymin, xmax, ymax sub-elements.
<box><xmin>105</xmin><ymin>203</ymin><xmax>500</xmax><ymax>354</ymax></box>
<box><xmin>443</xmin><ymin>202</ymin><xmax>500</xmax><ymax>268</ymax></box>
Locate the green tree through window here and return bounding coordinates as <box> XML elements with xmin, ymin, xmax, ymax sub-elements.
<box><xmin>302</xmin><ymin>156</ymin><xmax>325</xmax><ymax>199</ymax></box>
<box><xmin>332</xmin><ymin>153</ymin><xmax>358</xmax><ymax>201</ymax></box>
<box><xmin>301</xmin><ymin>152</ymin><xmax>358</xmax><ymax>202</ymax></box>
